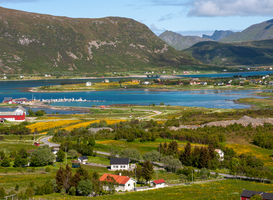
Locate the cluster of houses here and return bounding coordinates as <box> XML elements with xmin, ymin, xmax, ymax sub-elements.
<box><xmin>0</xmin><ymin>106</ymin><xmax>26</xmax><ymax>122</ymax></box>
<box><xmin>2</xmin><ymin>97</ymin><xmax>34</xmax><ymax>105</ymax></box>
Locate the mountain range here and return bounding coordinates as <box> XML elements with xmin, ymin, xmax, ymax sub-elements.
<box><xmin>183</xmin><ymin>39</ymin><xmax>273</xmax><ymax>66</ymax></box>
<box><xmin>0</xmin><ymin>7</ymin><xmax>200</xmax><ymax>75</ymax></box>
<box><xmin>158</xmin><ymin>31</ymin><xmax>212</xmax><ymax>50</ymax></box>
<box><xmin>220</xmin><ymin>19</ymin><xmax>273</xmax><ymax>42</ymax></box>
<box><xmin>202</xmin><ymin>30</ymin><xmax>235</xmax><ymax>41</ymax></box>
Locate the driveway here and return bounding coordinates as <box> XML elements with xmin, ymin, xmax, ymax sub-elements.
<box><xmin>40</xmin><ymin>136</ymin><xmax>60</xmax><ymax>147</ymax></box>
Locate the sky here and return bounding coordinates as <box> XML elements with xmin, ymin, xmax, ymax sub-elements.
<box><xmin>1</xmin><ymin>0</ymin><xmax>273</xmax><ymax>36</ymax></box>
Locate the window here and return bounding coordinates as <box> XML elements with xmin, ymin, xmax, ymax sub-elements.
<box><xmin>128</xmin><ymin>184</ymin><xmax>130</xmax><ymax>186</ymax></box>
<box><xmin>123</xmin><ymin>165</ymin><xmax>126</xmax><ymax>168</ymax></box>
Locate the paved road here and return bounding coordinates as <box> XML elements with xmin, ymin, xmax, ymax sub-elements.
<box><xmin>40</xmin><ymin>136</ymin><xmax>60</xmax><ymax>147</ymax></box>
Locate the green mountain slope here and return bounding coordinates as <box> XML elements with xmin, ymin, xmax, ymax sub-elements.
<box><xmin>0</xmin><ymin>7</ymin><xmax>200</xmax><ymax>74</ymax></box>
<box><xmin>221</xmin><ymin>19</ymin><xmax>273</xmax><ymax>42</ymax></box>
<box><xmin>159</xmin><ymin>30</ymin><xmax>213</xmax><ymax>50</ymax></box>
<box><xmin>183</xmin><ymin>39</ymin><xmax>273</xmax><ymax>66</ymax></box>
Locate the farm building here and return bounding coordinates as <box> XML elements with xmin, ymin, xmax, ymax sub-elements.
<box><xmin>100</xmin><ymin>173</ymin><xmax>136</xmax><ymax>192</ymax></box>
<box><xmin>241</xmin><ymin>190</ymin><xmax>273</xmax><ymax>200</ymax></box>
<box><xmin>0</xmin><ymin>106</ymin><xmax>26</xmax><ymax>122</ymax></box>
<box><xmin>110</xmin><ymin>158</ymin><xmax>129</xmax><ymax>170</ymax></box>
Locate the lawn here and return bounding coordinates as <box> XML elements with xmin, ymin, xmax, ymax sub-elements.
<box><xmin>32</xmin><ymin>179</ymin><xmax>273</xmax><ymax>200</ymax></box>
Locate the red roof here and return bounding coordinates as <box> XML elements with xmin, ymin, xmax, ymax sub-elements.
<box><xmin>153</xmin><ymin>179</ymin><xmax>165</xmax><ymax>184</ymax></box>
<box><xmin>99</xmin><ymin>174</ymin><xmax>130</xmax><ymax>185</ymax></box>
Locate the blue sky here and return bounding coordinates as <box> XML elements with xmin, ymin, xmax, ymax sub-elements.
<box><xmin>1</xmin><ymin>0</ymin><xmax>273</xmax><ymax>36</ymax></box>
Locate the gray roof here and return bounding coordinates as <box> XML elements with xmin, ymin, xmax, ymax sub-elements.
<box><xmin>79</xmin><ymin>156</ymin><xmax>88</xmax><ymax>160</ymax></box>
<box><xmin>241</xmin><ymin>190</ymin><xmax>263</xmax><ymax>198</ymax></box>
<box><xmin>110</xmin><ymin>158</ymin><xmax>129</xmax><ymax>165</ymax></box>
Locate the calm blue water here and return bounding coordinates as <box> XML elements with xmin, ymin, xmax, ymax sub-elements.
<box><xmin>0</xmin><ymin>77</ymin><xmax>268</xmax><ymax>111</ymax></box>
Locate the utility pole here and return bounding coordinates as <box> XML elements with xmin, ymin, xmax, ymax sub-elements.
<box><xmin>192</xmin><ymin>169</ymin><xmax>193</xmax><ymax>182</ymax></box>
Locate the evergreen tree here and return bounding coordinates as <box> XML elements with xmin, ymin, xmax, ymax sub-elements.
<box><xmin>142</xmin><ymin>161</ymin><xmax>154</xmax><ymax>183</ymax></box>
<box><xmin>56</xmin><ymin>166</ymin><xmax>65</xmax><ymax>192</ymax></box>
<box><xmin>180</xmin><ymin>142</ymin><xmax>192</xmax><ymax>166</ymax></box>
<box><xmin>167</xmin><ymin>140</ymin><xmax>178</xmax><ymax>155</ymax></box>
<box><xmin>69</xmin><ymin>172</ymin><xmax>81</xmax><ymax>188</ymax></box>
<box><xmin>64</xmin><ymin>164</ymin><xmax>72</xmax><ymax>192</ymax></box>
<box><xmin>199</xmin><ymin>147</ymin><xmax>210</xmax><ymax>168</ymax></box>
<box><xmin>56</xmin><ymin>150</ymin><xmax>65</xmax><ymax>162</ymax></box>
<box><xmin>208</xmin><ymin>144</ymin><xmax>215</xmax><ymax>160</ymax></box>
<box><xmin>0</xmin><ymin>187</ymin><xmax>6</xmax><ymax>199</ymax></box>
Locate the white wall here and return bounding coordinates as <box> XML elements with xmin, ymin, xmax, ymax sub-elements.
<box><xmin>111</xmin><ymin>164</ymin><xmax>129</xmax><ymax>170</ymax></box>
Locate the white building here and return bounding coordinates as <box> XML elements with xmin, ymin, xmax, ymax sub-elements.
<box><xmin>142</xmin><ymin>81</ymin><xmax>150</xmax><ymax>85</ymax></box>
<box><xmin>151</xmin><ymin>179</ymin><xmax>166</xmax><ymax>188</ymax></box>
<box><xmin>100</xmin><ymin>173</ymin><xmax>136</xmax><ymax>192</ymax></box>
<box><xmin>215</xmin><ymin>149</ymin><xmax>224</xmax><ymax>161</ymax></box>
<box><xmin>86</xmin><ymin>82</ymin><xmax>92</xmax><ymax>86</ymax></box>
<box><xmin>78</xmin><ymin>156</ymin><xmax>88</xmax><ymax>164</ymax></box>
<box><xmin>110</xmin><ymin>158</ymin><xmax>129</xmax><ymax>170</ymax></box>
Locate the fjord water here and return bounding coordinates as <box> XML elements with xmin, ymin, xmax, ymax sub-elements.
<box><xmin>0</xmin><ymin>78</ymin><xmax>262</xmax><ymax>110</ymax></box>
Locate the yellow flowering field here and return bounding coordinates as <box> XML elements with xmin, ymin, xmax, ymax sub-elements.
<box><xmin>26</xmin><ymin>120</ymin><xmax>81</xmax><ymax>132</ymax></box>
<box><xmin>225</xmin><ymin>143</ymin><xmax>273</xmax><ymax>167</ymax></box>
<box><xmin>63</xmin><ymin>119</ymin><xmax>126</xmax><ymax>131</ymax></box>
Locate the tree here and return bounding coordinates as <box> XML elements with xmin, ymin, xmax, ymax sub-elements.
<box><xmin>30</xmin><ymin>145</ymin><xmax>55</xmax><ymax>166</ymax></box>
<box><xmin>167</xmin><ymin>140</ymin><xmax>178</xmax><ymax>155</ymax></box>
<box><xmin>143</xmin><ymin>150</ymin><xmax>160</xmax><ymax>162</ymax></box>
<box><xmin>35</xmin><ymin>110</ymin><xmax>46</xmax><ymax>116</ymax></box>
<box><xmin>250</xmin><ymin>195</ymin><xmax>263</xmax><ymax>200</ymax></box>
<box><xmin>0</xmin><ymin>187</ymin><xmax>6</xmax><ymax>199</ymax></box>
<box><xmin>69</xmin><ymin>172</ymin><xmax>81</xmax><ymax>188</ymax></box>
<box><xmin>1</xmin><ymin>158</ymin><xmax>10</xmax><ymax>167</ymax></box>
<box><xmin>69</xmin><ymin>187</ymin><xmax>76</xmax><ymax>196</ymax></box>
<box><xmin>230</xmin><ymin>157</ymin><xmax>240</xmax><ymax>177</ymax></box>
<box><xmin>18</xmin><ymin>148</ymin><xmax>28</xmax><ymax>158</ymax></box>
<box><xmin>0</xmin><ymin>151</ymin><xmax>5</xmax><ymax>160</ymax></box>
<box><xmin>103</xmin><ymin>176</ymin><xmax>118</xmax><ymax>194</ymax></box>
<box><xmin>13</xmin><ymin>156</ymin><xmax>27</xmax><ymax>167</ymax></box>
<box><xmin>199</xmin><ymin>147</ymin><xmax>210</xmax><ymax>168</ymax></box>
<box><xmin>88</xmin><ymin>138</ymin><xmax>95</xmax><ymax>147</ymax></box>
<box><xmin>25</xmin><ymin>187</ymin><xmax>34</xmax><ymax>198</ymax></box>
<box><xmin>119</xmin><ymin>148</ymin><xmax>141</xmax><ymax>162</ymax></box>
<box><xmin>136</xmin><ymin>164</ymin><xmax>143</xmax><ymax>182</ymax></box>
<box><xmin>56</xmin><ymin>150</ymin><xmax>65</xmax><ymax>162</ymax></box>
<box><xmin>162</xmin><ymin>156</ymin><xmax>182</xmax><ymax>172</ymax></box>
<box><xmin>68</xmin><ymin>149</ymin><xmax>78</xmax><ymax>159</ymax></box>
<box><xmin>92</xmin><ymin>172</ymin><xmax>102</xmax><ymax>196</ymax></box>
<box><xmin>142</xmin><ymin>161</ymin><xmax>154</xmax><ymax>183</ymax></box>
<box><xmin>64</xmin><ymin>164</ymin><xmax>72</xmax><ymax>192</ymax></box>
<box><xmin>56</xmin><ymin>166</ymin><xmax>65</xmax><ymax>192</ymax></box>
<box><xmin>180</xmin><ymin>142</ymin><xmax>192</xmax><ymax>166</ymax></box>
<box><xmin>77</xmin><ymin>179</ymin><xmax>92</xmax><ymax>196</ymax></box>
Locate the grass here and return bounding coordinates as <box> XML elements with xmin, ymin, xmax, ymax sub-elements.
<box><xmin>238</xmin><ymin>97</ymin><xmax>273</xmax><ymax>108</ymax></box>
<box><xmin>30</xmin><ymin>179</ymin><xmax>273</xmax><ymax>199</ymax></box>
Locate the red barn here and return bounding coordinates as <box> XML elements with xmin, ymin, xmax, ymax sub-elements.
<box><xmin>241</xmin><ymin>190</ymin><xmax>273</xmax><ymax>200</ymax></box>
<box><xmin>0</xmin><ymin>106</ymin><xmax>26</xmax><ymax>122</ymax></box>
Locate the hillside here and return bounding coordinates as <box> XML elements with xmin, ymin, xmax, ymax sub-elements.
<box><xmin>221</xmin><ymin>19</ymin><xmax>273</xmax><ymax>42</ymax></box>
<box><xmin>183</xmin><ymin>39</ymin><xmax>273</xmax><ymax>66</ymax></box>
<box><xmin>0</xmin><ymin>7</ymin><xmax>200</xmax><ymax>75</ymax></box>
<box><xmin>202</xmin><ymin>30</ymin><xmax>234</xmax><ymax>41</ymax></box>
<box><xmin>158</xmin><ymin>30</ymin><xmax>212</xmax><ymax>50</ymax></box>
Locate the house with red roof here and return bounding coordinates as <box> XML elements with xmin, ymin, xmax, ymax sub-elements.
<box><xmin>151</xmin><ymin>179</ymin><xmax>166</xmax><ymax>188</ymax></box>
<box><xmin>99</xmin><ymin>173</ymin><xmax>136</xmax><ymax>192</ymax></box>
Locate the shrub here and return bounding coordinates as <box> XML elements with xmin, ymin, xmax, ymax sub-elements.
<box><xmin>69</xmin><ymin>186</ymin><xmax>76</xmax><ymax>196</ymax></box>
<box><xmin>45</xmin><ymin>167</ymin><xmax>51</xmax><ymax>172</ymax></box>
<box><xmin>15</xmin><ymin>184</ymin><xmax>19</xmax><ymax>191</ymax></box>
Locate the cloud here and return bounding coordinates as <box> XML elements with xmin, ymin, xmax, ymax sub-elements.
<box><xmin>188</xmin><ymin>0</ymin><xmax>273</xmax><ymax>16</ymax></box>
<box><xmin>159</xmin><ymin>13</ymin><xmax>175</xmax><ymax>21</ymax></box>
<box><xmin>0</xmin><ymin>0</ymin><xmax>39</xmax><ymax>3</ymax></box>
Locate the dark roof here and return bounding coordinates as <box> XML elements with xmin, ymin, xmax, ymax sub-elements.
<box><xmin>79</xmin><ymin>156</ymin><xmax>88</xmax><ymax>160</ymax></box>
<box><xmin>110</xmin><ymin>158</ymin><xmax>129</xmax><ymax>165</ymax></box>
<box><xmin>262</xmin><ymin>193</ymin><xmax>273</xmax><ymax>200</ymax></box>
<box><xmin>241</xmin><ymin>190</ymin><xmax>263</xmax><ymax>198</ymax></box>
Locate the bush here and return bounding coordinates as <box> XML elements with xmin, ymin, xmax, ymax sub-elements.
<box><xmin>15</xmin><ymin>184</ymin><xmax>19</xmax><ymax>191</ymax></box>
<box><xmin>25</xmin><ymin>187</ymin><xmax>34</xmax><ymax>198</ymax></box>
<box><xmin>0</xmin><ymin>187</ymin><xmax>6</xmax><ymax>198</ymax></box>
<box><xmin>69</xmin><ymin>186</ymin><xmax>76</xmax><ymax>196</ymax></box>
<box><xmin>45</xmin><ymin>167</ymin><xmax>51</xmax><ymax>172</ymax></box>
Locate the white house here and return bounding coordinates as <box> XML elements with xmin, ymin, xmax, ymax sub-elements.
<box><xmin>104</xmin><ymin>79</ymin><xmax>109</xmax><ymax>83</ymax></box>
<box><xmin>51</xmin><ymin>146</ymin><xmax>60</xmax><ymax>155</ymax></box>
<box><xmin>110</xmin><ymin>158</ymin><xmax>129</xmax><ymax>170</ymax></box>
<box><xmin>215</xmin><ymin>149</ymin><xmax>224</xmax><ymax>161</ymax></box>
<box><xmin>151</xmin><ymin>179</ymin><xmax>166</xmax><ymax>188</ymax></box>
<box><xmin>86</xmin><ymin>82</ymin><xmax>92</xmax><ymax>86</ymax></box>
<box><xmin>143</xmin><ymin>81</ymin><xmax>150</xmax><ymax>85</ymax></box>
<box><xmin>99</xmin><ymin>173</ymin><xmax>136</xmax><ymax>192</ymax></box>
<box><xmin>78</xmin><ymin>156</ymin><xmax>88</xmax><ymax>164</ymax></box>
